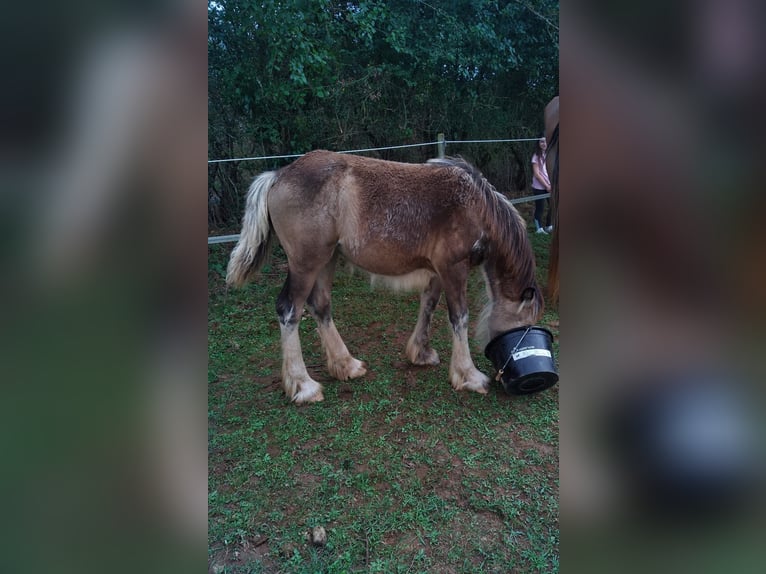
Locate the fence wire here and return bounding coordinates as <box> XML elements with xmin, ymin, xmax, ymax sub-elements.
<box><xmin>208</xmin><ymin>138</ymin><xmax>539</xmax><ymax>164</ymax></box>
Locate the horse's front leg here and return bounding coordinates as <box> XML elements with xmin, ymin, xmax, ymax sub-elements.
<box><xmin>442</xmin><ymin>272</ymin><xmax>490</xmax><ymax>394</ymax></box>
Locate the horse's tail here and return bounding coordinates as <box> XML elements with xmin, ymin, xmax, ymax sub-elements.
<box><xmin>546</xmin><ymin>123</ymin><xmax>559</xmax><ymax>304</ymax></box>
<box><xmin>226</xmin><ymin>171</ymin><xmax>278</xmax><ymax>287</ymax></box>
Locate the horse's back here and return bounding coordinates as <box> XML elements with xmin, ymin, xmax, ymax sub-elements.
<box><xmin>267</xmin><ymin>150</ymin><xmax>483</xmax><ymax>276</ymax></box>
<box><xmin>271</xmin><ymin>150</ymin><xmax>474</xmax><ymax>235</ymax></box>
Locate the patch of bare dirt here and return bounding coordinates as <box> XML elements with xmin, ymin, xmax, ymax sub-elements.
<box><xmin>209</xmin><ymin>534</ymin><xmax>275</xmax><ymax>573</ymax></box>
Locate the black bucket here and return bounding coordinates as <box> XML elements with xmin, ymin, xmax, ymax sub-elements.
<box><xmin>484</xmin><ymin>326</ymin><xmax>558</xmax><ymax>395</ymax></box>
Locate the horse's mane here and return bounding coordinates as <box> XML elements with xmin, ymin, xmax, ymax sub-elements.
<box><xmin>428</xmin><ymin>156</ymin><xmax>539</xmax><ymax>298</ymax></box>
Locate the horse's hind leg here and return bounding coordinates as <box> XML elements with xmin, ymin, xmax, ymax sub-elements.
<box><xmin>307</xmin><ymin>255</ymin><xmax>367</xmax><ymax>381</ymax></box>
<box><xmin>277</xmin><ymin>270</ymin><xmax>325</xmax><ymax>404</ymax></box>
<box><xmin>406</xmin><ymin>275</ymin><xmax>442</xmax><ymax>366</ymax></box>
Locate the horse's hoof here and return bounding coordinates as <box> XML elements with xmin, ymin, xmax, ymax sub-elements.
<box><xmin>460</xmin><ymin>380</ymin><xmax>489</xmax><ymax>394</ymax></box>
<box><xmin>292</xmin><ymin>380</ymin><xmax>325</xmax><ymax>404</ymax></box>
<box><xmin>347</xmin><ymin>358</ymin><xmax>367</xmax><ymax>379</ymax></box>
<box><xmin>472</xmin><ymin>382</ymin><xmax>490</xmax><ymax>395</ymax></box>
<box><xmin>410</xmin><ymin>347</ymin><xmax>440</xmax><ymax>366</ymax></box>
<box><xmin>451</xmin><ymin>371</ymin><xmax>490</xmax><ymax>394</ymax></box>
<box><xmin>329</xmin><ymin>357</ymin><xmax>367</xmax><ymax>381</ymax></box>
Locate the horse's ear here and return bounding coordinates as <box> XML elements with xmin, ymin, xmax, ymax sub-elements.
<box><xmin>516</xmin><ymin>287</ymin><xmax>537</xmax><ymax>314</ymax></box>
<box><xmin>522</xmin><ymin>287</ymin><xmax>536</xmax><ymax>301</ymax></box>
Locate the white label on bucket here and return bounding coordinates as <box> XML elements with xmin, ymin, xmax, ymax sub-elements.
<box><xmin>512</xmin><ymin>348</ymin><xmax>552</xmax><ymax>361</ymax></box>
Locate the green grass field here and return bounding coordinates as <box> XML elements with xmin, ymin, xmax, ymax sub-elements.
<box><xmin>208</xmin><ymin>230</ymin><xmax>559</xmax><ymax>573</ymax></box>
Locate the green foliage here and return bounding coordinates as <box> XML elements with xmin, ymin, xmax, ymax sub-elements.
<box><xmin>208</xmin><ymin>0</ymin><xmax>559</xmax><ymax>228</ymax></box>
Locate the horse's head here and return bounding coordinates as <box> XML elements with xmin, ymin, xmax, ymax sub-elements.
<box><xmin>479</xmin><ymin>284</ymin><xmax>544</xmax><ymax>345</ymax></box>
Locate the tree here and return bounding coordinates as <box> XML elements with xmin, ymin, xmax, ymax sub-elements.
<box><xmin>208</xmin><ymin>0</ymin><xmax>559</xmax><ymax>229</ymax></box>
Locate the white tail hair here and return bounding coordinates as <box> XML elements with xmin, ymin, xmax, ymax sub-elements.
<box><xmin>225</xmin><ymin>171</ymin><xmax>278</xmax><ymax>287</ymax></box>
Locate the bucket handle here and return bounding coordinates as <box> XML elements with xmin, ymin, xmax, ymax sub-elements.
<box><xmin>494</xmin><ymin>326</ymin><xmax>532</xmax><ymax>382</ymax></box>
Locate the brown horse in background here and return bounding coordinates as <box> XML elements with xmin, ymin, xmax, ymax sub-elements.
<box><xmin>545</xmin><ymin>96</ymin><xmax>559</xmax><ymax>304</ymax></box>
<box><xmin>226</xmin><ymin>150</ymin><xmax>543</xmax><ymax>403</ymax></box>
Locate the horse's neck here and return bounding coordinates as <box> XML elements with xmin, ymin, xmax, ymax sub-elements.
<box><xmin>488</xmin><ymin>238</ymin><xmax>537</xmax><ymax>293</ymax></box>
<box><xmin>484</xmin><ymin>256</ymin><xmax>517</xmax><ymax>299</ymax></box>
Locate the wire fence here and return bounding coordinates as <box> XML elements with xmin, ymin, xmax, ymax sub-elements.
<box><xmin>208</xmin><ymin>137</ymin><xmax>548</xmax><ymax>245</ymax></box>
<box><xmin>207</xmin><ymin>137</ymin><xmax>540</xmax><ymax>165</ymax></box>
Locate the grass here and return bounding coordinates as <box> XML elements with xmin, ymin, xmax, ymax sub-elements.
<box><xmin>208</xmin><ymin>228</ymin><xmax>559</xmax><ymax>573</ymax></box>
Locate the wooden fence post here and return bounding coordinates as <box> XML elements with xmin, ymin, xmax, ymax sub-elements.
<box><xmin>437</xmin><ymin>133</ymin><xmax>445</xmax><ymax>158</ymax></box>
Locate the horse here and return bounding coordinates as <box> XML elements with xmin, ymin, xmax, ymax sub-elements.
<box><xmin>544</xmin><ymin>96</ymin><xmax>559</xmax><ymax>304</ymax></box>
<box><xmin>226</xmin><ymin>150</ymin><xmax>543</xmax><ymax>403</ymax></box>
